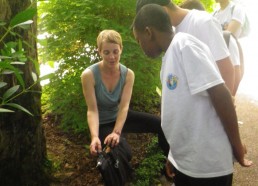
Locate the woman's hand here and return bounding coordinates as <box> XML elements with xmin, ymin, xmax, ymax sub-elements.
<box><xmin>90</xmin><ymin>137</ymin><xmax>102</xmax><ymax>156</ymax></box>
<box><xmin>104</xmin><ymin>132</ymin><xmax>120</xmax><ymax>147</ymax></box>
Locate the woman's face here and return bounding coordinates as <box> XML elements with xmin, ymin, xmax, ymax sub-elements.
<box><xmin>99</xmin><ymin>42</ymin><xmax>122</xmax><ymax>67</ymax></box>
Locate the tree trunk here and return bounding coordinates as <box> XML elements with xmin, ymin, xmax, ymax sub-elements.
<box><xmin>0</xmin><ymin>0</ymin><xmax>50</xmax><ymax>185</ymax></box>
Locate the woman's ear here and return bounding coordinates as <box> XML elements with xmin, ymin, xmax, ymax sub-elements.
<box><xmin>120</xmin><ymin>46</ymin><xmax>123</xmax><ymax>54</ymax></box>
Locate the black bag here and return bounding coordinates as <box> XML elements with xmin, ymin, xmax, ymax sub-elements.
<box><xmin>96</xmin><ymin>137</ymin><xmax>133</xmax><ymax>186</ymax></box>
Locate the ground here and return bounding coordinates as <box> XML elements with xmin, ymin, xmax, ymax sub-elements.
<box><xmin>44</xmin><ymin>118</ymin><xmax>157</xmax><ymax>186</ymax></box>
<box><xmin>44</xmin><ymin>94</ymin><xmax>258</xmax><ymax>186</ymax></box>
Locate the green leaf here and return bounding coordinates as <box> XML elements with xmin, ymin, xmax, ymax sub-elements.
<box><xmin>0</xmin><ymin>62</ymin><xmax>25</xmax><ymax>88</ymax></box>
<box><xmin>3</xmin><ymin>85</ymin><xmax>20</xmax><ymax>101</ymax></box>
<box><xmin>0</xmin><ymin>82</ymin><xmax>7</xmax><ymax>89</ymax></box>
<box><xmin>31</xmin><ymin>72</ymin><xmax>38</xmax><ymax>82</ymax></box>
<box><xmin>0</xmin><ymin>56</ymin><xmax>12</xmax><ymax>59</ymax></box>
<box><xmin>39</xmin><ymin>73</ymin><xmax>54</xmax><ymax>81</ymax></box>
<box><xmin>10</xmin><ymin>61</ymin><xmax>26</xmax><ymax>65</ymax></box>
<box><xmin>0</xmin><ymin>108</ymin><xmax>14</xmax><ymax>113</ymax></box>
<box><xmin>10</xmin><ymin>8</ymin><xmax>36</xmax><ymax>28</ymax></box>
<box><xmin>156</xmin><ymin>86</ymin><xmax>161</xmax><ymax>97</ymax></box>
<box><xmin>47</xmin><ymin>61</ymin><xmax>55</xmax><ymax>68</ymax></box>
<box><xmin>0</xmin><ymin>21</ymin><xmax>6</xmax><ymax>26</ymax></box>
<box><xmin>15</xmin><ymin>20</ymin><xmax>33</xmax><ymax>29</ymax></box>
<box><xmin>5</xmin><ymin>103</ymin><xmax>33</xmax><ymax>116</ymax></box>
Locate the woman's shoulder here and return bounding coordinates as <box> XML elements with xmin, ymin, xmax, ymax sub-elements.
<box><xmin>81</xmin><ymin>62</ymin><xmax>100</xmax><ymax>78</ymax></box>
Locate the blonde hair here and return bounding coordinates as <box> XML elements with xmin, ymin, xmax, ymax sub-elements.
<box><xmin>97</xmin><ymin>30</ymin><xmax>122</xmax><ymax>51</ymax></box>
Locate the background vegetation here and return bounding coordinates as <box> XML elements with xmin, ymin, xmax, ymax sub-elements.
<box><xmin>37</xmin><ymin>0</ymin><xmax>215</xmax><ymax>184</ymax></box>
<box><xmin>38</xmin><ymin>0</ymin><xmax>215</xmax><ymax>133</ymax></box>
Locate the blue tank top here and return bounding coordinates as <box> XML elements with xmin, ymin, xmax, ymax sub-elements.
<box><xmin>88</xmin><ymin>62</ymin><xmax>128</xmax><ymax>125</ymax></box>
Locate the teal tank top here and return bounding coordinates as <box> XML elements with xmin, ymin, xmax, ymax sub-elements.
<box><xmin>88</xmin><ymin>62</ymin><xmax>128</xmax><ymax>125</ymax></box>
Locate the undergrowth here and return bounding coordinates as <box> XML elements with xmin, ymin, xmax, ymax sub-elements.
<box><xmin>132</xmin><ymin>136</ymin><xmax>166</xmax><ymax>186</ymax></box>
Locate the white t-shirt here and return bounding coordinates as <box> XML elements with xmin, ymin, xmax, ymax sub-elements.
<box><xmin>160</xmin><ymin>32</ymin><xmax>234</xmax><ymax>178</ymax></box>
<box><xmin>213</xmin><ymin>2</ymin><xmax>245</xmax><ymax>38</ymax></box>
<box><xmin>228</xmin><ymin>35</ymin><xmax>240</xmax><ymax>66</ymax></box>
<box><xmin>176</xmin><ymin>9</ymin><xmax>230</xmax><ymax>62</ymax></box>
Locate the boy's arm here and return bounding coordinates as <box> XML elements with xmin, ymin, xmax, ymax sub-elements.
<box><xmin>207</xmin><ymin>83</ymin><xmax>252</xmax><ymax>167</ymax></box>
<box><xmin>216</xmin><ymin>57</ymin><xmax>235</xmax><ymax>95</ymax></box>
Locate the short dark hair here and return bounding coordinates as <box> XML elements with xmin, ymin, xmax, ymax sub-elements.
<box><xmin>133</xmin><ymin>4</ymin><xmax>172</xmax><ymax>33</ymax></box>
<box><xmin>180</xmin><ymin>0</ymin><xmax>205</xmax><ymax>11</ymax></box>
<box><xmin>136</xmin><ymin>0</ymin><xmax>171</xmax><ymax>12</ymax></box>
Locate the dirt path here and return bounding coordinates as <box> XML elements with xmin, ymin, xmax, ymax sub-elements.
<box><xmin>45</xmin><ymin>93</ymin><xmax>258</xmax><ymax>186</ymax></box>
<box><xmin>233</xmin><ymin>94</ymin><xmax>258</xmax><ymax>186</ymax></box>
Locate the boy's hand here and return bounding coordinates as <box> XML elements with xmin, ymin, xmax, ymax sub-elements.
<box><xmin>235</xmin><ymin>144</ymin><xmax>253</xmax><ymax>167</ymax></box>
<box><xmin>165</xmin><ymin>159</ymin><xmax>175</xmax><ymax>178</ymax></box>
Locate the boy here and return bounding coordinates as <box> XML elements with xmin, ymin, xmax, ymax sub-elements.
<box><xmin>136</xmin><ymin>0</ymin><xmax>235</xmax><ymax>95</ymax></box>
<box><xmin>132</xmin><ymin>4</ymin><xmax>252</xmax><ymax>186</ymax></box>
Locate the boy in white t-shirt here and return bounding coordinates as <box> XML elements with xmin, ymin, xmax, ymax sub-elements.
<box><xmin>180</xmin><ymin>0</ymin><xmax>242</xmax><ymax>97</ymax></box>
<box><xmin>136</xmin><ymin>0</ymin><xmax>235</xmax><ymax>95</ymax></box>
<box><xmin>132</xmin><ymin>4</ymin><xmax>252</xmax><ymax>186</ymax></box>
<box><xmin>213</xmin><ymin>0</ymin><xmax>246</xmax><ymax>38</ymax></box>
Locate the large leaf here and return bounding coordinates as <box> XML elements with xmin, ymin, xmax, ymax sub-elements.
<box><xmin>0</xmin><ymin>62</ymin><xmax>25</xmax><ymax>88</ymax></box>
<box><xmin>15</xmin><ymin>20</ymin><xmax>33</xmax><ymax>29</ymax></box>
<box><xmin>39</xmin><ymin>73</ymin><xmax>54</xmax><ymax>81</ymax></box>
<box><xmin>10</xmin><ymin>8</ymin><xmax>36</xmax><ymax>28</ymax></box>
<box><xmin>31</xmin><ymin>72</ymin><xmax>38</xmax><ymax>82</ymax></box>
<box><xmin>0</xmin><ymin>82</ymin><xmax>7</xmax><ymax>89</ymax></box>
<box><xmin>0</xmin><ymin>108</ymin><xmax>14</xmax><ymax>113</ymax></box>
<box><xmin>5</xmin><ymin>103</ymin><xmax>33</xmax><ymax>116</ymax></box>
<box><xmin>3</xmin><ymin>85</ymin><xmax>20</xmax><ymax>101</ymax></box>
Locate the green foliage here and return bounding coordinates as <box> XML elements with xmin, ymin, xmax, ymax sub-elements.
<box><xmin>199</xmin><ymin>0</ymin><xmax>216</xmax><ymax>12</ymax></box>
<box><xmin>38</xmin><ymin>0</ymin><xmax>216</xmax><ymax>132</ymax></box>
<box><xmin>0</xmin><ymin>7</ymin><xmax>38</xmax><ymax>115</ymax></box>
<box><xmin>177</xmin><ymin>0</ymin><xmax>215</xmax><ymax>12</ymax></box>
<box><xmin>132</xmin><ymin>137</ymin><xmax>166</xmax><ymax>186</ymax></box>
<box><xmin>38</xmin><ymin>0</ymin><xmax>161</xmax><ymax>132</ymax></box>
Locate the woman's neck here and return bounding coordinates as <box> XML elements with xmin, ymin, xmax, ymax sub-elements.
<box><xmin>100</xmin><ymin>61</ymin><xmax>119</xmax><ymax>75</ymax></box>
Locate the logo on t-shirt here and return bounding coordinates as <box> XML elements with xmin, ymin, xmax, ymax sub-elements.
<box><xmin>166</xmin><ymin>73</ymin><xmax>178</xmax><ymax>90</ymax></box>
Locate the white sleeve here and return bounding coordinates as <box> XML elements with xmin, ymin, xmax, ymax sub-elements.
<box><xmin>232</xmin><ymin>5</ymin><xmax>246</xmax><ymax>26</ymax></box>
<box><xmin>181</xmin><ymin>39</ymin><xmax>224</xmax><ymax>95</ymax></box>
<box><xmin>203</xmin><ymin>16</ymin><xmax>230</xmax><ymax>61</ymax></box>
<box><xmin>228</xmin><ymin>36</ymin><xmax>240</xmax><ymax>66</ymax></box>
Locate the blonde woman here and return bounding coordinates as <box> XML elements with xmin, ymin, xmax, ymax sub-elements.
<box><xmin>81</xmin><ymin>30</ymin><xmax>169</xmax><ymax>156</ymax></box>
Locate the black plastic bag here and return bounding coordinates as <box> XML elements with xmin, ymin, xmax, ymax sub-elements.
<box><xmin>96</xmin><ymin>137</ymin><xmax>133</xmax><ymax>186</ymax></box>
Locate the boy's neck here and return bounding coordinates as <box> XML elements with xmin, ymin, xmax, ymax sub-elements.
<box><xmin>168</xmin><ymin>6</ymin><xmax>189</xmax><ymax>27</ymax></box>
<box><xmin>161</xmin><ymin>33</ymin><xmax>174</xmax><ymax>53</ymax></box>
<box><xmin>220</xmin><ymin>1</ymin><xmax>230</xmax><ymax>10</ymax></box>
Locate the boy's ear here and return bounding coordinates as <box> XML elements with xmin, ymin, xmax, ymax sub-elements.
<box><xmin>145</xmin><ymin>26</ymin><xmax>157</xmax><ymax>41</ymax></box>
<box><xmin>145</xmin><ymin>26</ymin><xmax>153</xmax><ymax>40</ymax></box>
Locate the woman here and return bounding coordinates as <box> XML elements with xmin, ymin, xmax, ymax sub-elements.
<box><xmin>81</xmin><ymin>30</ymin><xmax>168</xmax><ymax>156</ymax></box>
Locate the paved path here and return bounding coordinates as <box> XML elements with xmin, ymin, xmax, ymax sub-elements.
<box><xmin>233</xmin><ymin>94</ymin><xmax>258</xmax><ymax>186</ymax></box>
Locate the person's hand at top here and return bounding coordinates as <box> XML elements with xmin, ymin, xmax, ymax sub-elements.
<box><xmin>104</xmin><ymin>131</ymin><xmax>120</xmax><ymax>147</ymax></box>
<box><xmin>89</xmin><ymin>136</ymin><xmax>102</xmax><ymax>156</ymax></box>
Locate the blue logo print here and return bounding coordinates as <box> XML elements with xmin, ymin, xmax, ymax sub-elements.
<box><xmin>166</xmin><ymin>73</ymin><xmax>178</xmax><ymax>90</ymax></box>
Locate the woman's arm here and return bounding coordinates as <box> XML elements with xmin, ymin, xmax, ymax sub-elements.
<box><xmin>104</xmin><ymin>69</ymin><xmax>135</xmax><ymax>146</ymax></box>
<box><xmin>81</xmin><ymin>68</ymin><xmax>101</xmax><ymax>156</ymax></box>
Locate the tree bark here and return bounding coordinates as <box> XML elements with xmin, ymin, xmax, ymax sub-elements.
<box><xmin>0</xmin><ymin>1</ymin><xmax>50</xmax><ymax>185</ymax></box>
